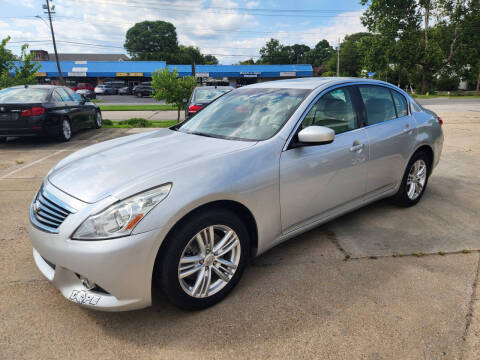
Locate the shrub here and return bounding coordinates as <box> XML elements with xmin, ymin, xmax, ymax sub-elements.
<box><xmin>436</xmin><ymin>76</ymin><xmax>460</xmax><ymax>91</ymax></box>
<box><xmin>102</xmin><ymin>119</ymin><xmax>113</xmax><ymax>125</ymax></box>
<box><xmin>126</xmin><ymin>118</ymin><xmax>149</xmax><ymax>127</ymax></box>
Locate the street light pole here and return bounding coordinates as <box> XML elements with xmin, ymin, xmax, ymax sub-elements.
<box><xmin>43</xmin><ymin>0</ymin><xmax>64</xmax><ymax>85</ymax></box>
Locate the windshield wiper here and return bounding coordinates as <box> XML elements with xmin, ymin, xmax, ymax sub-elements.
<box><xmin>185</xmin><ymin>130</ymin><xmax>218</xmax><ymax>138</ymax></box>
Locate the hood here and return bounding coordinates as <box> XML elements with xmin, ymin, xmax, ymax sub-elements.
<box><xmin>48</xmin><ymin>129</ymin><xmax>255</xmax><ymax>203</ymax></box>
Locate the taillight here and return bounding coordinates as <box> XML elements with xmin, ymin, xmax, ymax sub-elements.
<box><xmin>21</xmin><ymin>107</ymin><xmax>45</xmax><ymax>117</ymax></box>
<box><xmin>437</xmin><ymin>116</ymin><xmax>443</xmax><ymax>126</ymax></box>
<box><xmin>188</xmin><ymin>104</ymin><xmax>203</xmax><ymax>114</ymax></box>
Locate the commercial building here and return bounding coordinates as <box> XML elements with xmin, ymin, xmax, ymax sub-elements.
<box><xmin>12</xmin><ymin>56</ymin><xmax>313</xmax><ymax>87</ymax></box>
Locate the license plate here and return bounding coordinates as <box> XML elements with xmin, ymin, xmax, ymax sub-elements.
<box><xmin>69</xmin><ymin>290</ymin><xmax>101</xmax><ymax>305</ymax></box>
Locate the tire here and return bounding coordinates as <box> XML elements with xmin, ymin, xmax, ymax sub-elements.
<box><xmin>390</xmin><ymin>151</ymin><xmax>431</xmax><ymax>207</ymax></box>
<box><xmin>58</xmin><ymin>118</ymin><xmax>72</xmax><ymax>142</ymax></box>
<box><xmin>93</xmin><ymin>111</ymin><xmax>102</xmax><ymax>129</ymax></box>
<box><xmin>156</xmin><ymin>207</ymin><xmax>250</xmax><ymax>310</ymax></box>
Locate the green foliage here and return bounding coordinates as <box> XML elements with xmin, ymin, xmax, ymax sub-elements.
<box><xmin>12</xmin><ymin>44</ymin><xmax>40</xmax><ymax>86</ymax></box>
<box><xmin>303</xmin><ymin>40</ymin><xmax>334</xmax><ymax>68</ymax></box>
<box><xmin>125</xmin><ymin>118</ymin><xmax>149</xmax><ymax>127</ymax></box>
<box><xmin>102</xmin><ymin>119</ymin><xmax>113</xmax><ymax>125</ymax></box>
<box><xmin>124</xmin><ymin>21</ymin><xmax>179</xmax><ymax>63</ymax></box>
<box><xmin>151</xmin><ymin>68</ymin><xmax>197</xmax><ymax>122</ymax></box>
<box><xmin>0</xmin><ymin>38</ymin><xmax>39</xmax><ymax>89</ymax></box>
<box><xmin>327</xmin><ymin>33</ymin><xmax>372</xmax><ymax>77</ymax></box>
<box><xmin>436</xmin><ymin>75</ymin><xmax>460</xmax><ymax>91</ymax></box>
<box><xmin>124</xmin><ymin>21</ymin><xmax>218</xmax><ymax>65</ymax></box>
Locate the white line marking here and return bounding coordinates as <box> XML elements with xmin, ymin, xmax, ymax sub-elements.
<box><xmin>0</xmin><ymin>150</ymin><xmax>68</xmax><ymax>180</ymax></box>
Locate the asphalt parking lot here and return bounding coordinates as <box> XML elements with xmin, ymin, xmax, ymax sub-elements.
<box><xmin>0</xmin><ymin>99</ymin><xmax>479</xmax><ymax>359</ymax></box>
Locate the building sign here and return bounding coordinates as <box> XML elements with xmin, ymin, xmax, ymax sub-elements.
<box><xmin>280</xmin><ymin>71</ymin><xmax>296</xmax><ymax>77</ymax></box>
<box><xmin>240</xmin><ymin>71</ymin><xmax>261</xmax><ymax>78</ymax></box>
<box><xmin>35</xmin><ymin>72</ymin><xmax>47</xmax><ymax>77</ymax></box>
<box><xmin>75</xmin><ymin>61</ymin><xmax>87</xmax><ymax>64</ymax></box>
<box><xmin>116</xmin><ymin>72</ymin><xmax>144</xmax><ymax>77</ymax></box>
<box><xmin>196</xmin><ymin>72</ymin><xmax>209</xmax><ymax>77</ymax></box>
<box><xmin>72</xmin><ymin>67</ymin><xmax>88</xmax><ymax>72</ymax></box>
<box><xmin>68</xmin><ymin>72</ymin><xmax>87</xmax><ymax>77</ymax></box>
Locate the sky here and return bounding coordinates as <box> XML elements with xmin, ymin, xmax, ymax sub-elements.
<box><xmin>0</xmin><ymin>0</ymin><xmax>366</xmax><ymax>64</ymax></box>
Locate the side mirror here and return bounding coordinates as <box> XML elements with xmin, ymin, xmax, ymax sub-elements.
<box><xmin>295</xmin><ymin>126</ymin><xmax>335</xmax><ymax>147</ymax></box>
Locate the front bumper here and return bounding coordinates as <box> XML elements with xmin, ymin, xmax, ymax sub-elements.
<box><xmin>29</xmin><ymin>183</ymin><xmax>166</xmax><ymax>311</ymax></box>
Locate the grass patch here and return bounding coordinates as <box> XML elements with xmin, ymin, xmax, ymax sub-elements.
<box><xmin>91</xmin><ymin>99</ymin><xmax>104</xmax><ymax>103</ymax></box>
<box><xmin>102</xmin><ymin>119</ymin><xmax>177</xmax><ymax>128</ymax></box>
<box><xmin>15</xmin><ymin>160</ymin><xmax>24</xmax><ymax>164</ymax></box>
<box><xmin>99</xmin><ymin>104</ymin><xmax>176</xmax><ymax>111</ymax></box>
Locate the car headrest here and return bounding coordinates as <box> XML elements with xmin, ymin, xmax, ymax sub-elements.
<box><xmin>323</xmin><ymin>98</ymin><xmax>347</xmax><ymax>118</ymax></box>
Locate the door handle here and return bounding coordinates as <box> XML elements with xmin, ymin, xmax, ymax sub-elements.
<box><xmin>349</xmin><ymin>143</ymin><xmax>364</xmax><ymax>152</ymax></box>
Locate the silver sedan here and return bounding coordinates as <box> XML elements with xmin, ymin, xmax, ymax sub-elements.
<box><xmin>29</xmin><ymin>78</ymin><xmax>443</xmax><ymax>311</ymax></box>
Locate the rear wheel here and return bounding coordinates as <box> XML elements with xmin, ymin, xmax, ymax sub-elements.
<box><xmin>156</xmin><ymin>208</ymin><xmax>249</xmax><ymax>310</ymax></box>
<box><xmin>391</xmin><ymin>151</ymin><xmax>430</xmax><ymax>207</ymax></box>
<box><xmin>58</xmin><ymin>118</ymin><xmax>72</xmax><ymax>142</ymax></box>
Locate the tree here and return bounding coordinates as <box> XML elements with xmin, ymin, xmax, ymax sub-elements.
<box><xmin>175</xmin><ymin>46</ymin><xmax>219</xmax><ymax>65</ymax></box>
<box><xmin>0</xmin><ymin>37</ymin><xmax>39</xmax><ymax>88</ymax></box>
<box><xmin>258</xmin><ymin>39</ymin><xmax>291</xmax><ymax>64</ymax></box>
<box><xmin>124</xmin><ymin>21</ymin><xmax>179</xmax><ymax>63</ymax></box>
<box><xmin>0</xmin><ymin>36</ymin><xmax>15</xmax><ymax>88</ymax></box>
<box><xmin>12</xmin><ymin>44</ymin><xmax>40</xmax><ymax>86</ymax></box>
<box><xmin>288</xmin><ymin>44</ymin><xmax>311</xmax><ymax>63</ymax></box>
<box><xmin>151</xmin><ymin>68</ymin><xmax>197</xmax><ymax>122</ymax></box>
<box><xmin>327</xmin><ymin>33</ymin><xmax>372</xmax><ymax>77</ymax></box>
<box><xmin>304</xmin><ymin>40</ymin><xmax>334</xmax><ymax>68</ymax></box>
<box><xmin>239</xmin><ymin>58</ymin><xmax>256</xmax><ymax>65</ymax></box>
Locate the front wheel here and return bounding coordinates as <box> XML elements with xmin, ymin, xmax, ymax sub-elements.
<box><xmin>94</xmin><ymin>111</ymin><xmax>102</xmax><ymax>129</ymax></box>
<box><xmin>390</xmin><ymin>151</ymin><xmax>430</xmax><ymax>207</ymax></box>
<box><xmin>156</xmin><ymin>208</ymin><xmax>249</xmax><ymax>310</ymax></box>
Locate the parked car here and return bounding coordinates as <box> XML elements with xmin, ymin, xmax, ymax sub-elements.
<box><xmin>71</xmin><ymin>83</ymin><xmax>95</xmax><ymax>92</ymax></box>
<box><xmin>94</xmin><ymin>84</ymin><xmax>115</xmax><ymax>95</ymax></box>
<box><xmin>134</xmin><ymin>82</ymin><xmax>153</xmax><ymax>97</ymax></box>
<box><xmin>29</xmin><ymin>78</ymin><xmax>443</xmax><ymax>311</ymax></box>
<box><xmin>0</xmin><ymin>85</ymin><xmax>102</xmax><ymax>142</ymax></box>
<box><xmin>185</xmin><ymin>86</ymin><xmax>233</xmax><ymax>119</ymax></box>
<box><xmin>118</xmin><ymin>86</ymin><xmax>132</xmax><ymax>95</ymax></box>
<box><xmin>76</xmin><ymin>89</ymin><xmax>96</xmax><ymax>100</ymax></box>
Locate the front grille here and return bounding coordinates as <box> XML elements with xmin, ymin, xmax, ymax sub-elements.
<box><xmin>31</xmin><ymin>187</ymin><xmax>76</xmax><ymax>233</ymax></box>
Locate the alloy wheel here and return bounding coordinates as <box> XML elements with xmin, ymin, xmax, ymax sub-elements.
<box><xmin>178</xmin><ymin>225</ymin><xmax>241</xmax><ymax>298</ymax></box>
<box><xmin>406</xmin><ymin>159</ymin><xmax>427</xmax><ymax>200</ymax></box>
<box><xmin>96</xmin><ymin>112</ymin><xmax>102</xmax><ymax>127</ymax></box>
<box><xmin>62</xmin><ymin>119</ymin><xmax>71</xmax><ymax>140</ymax></box>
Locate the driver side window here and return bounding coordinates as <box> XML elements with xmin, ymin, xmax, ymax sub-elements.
<box><xmin>301</xmin><ymin>87</ymin><xmax>357</xmax><ymax>135</ymax></box>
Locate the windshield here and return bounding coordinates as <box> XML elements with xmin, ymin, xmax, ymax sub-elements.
<box><xmin>178</xmin><ymin>87</ymin><xmax>309</xmax><ymax>141</ymax></box>
<box><xmin>193</xmin><ymin>88</ymin><xmax>231</xmax><ymax>103</ymax></box>
<box><xmin>0</xmin><ymin>87</ymin><xmax>50</xmax><ymax>103</ymax></box>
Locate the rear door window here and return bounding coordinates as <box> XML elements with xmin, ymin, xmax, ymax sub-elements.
<box><xmin>391</xmin><ymin>90</ymin><xmax>408</xmax><ymax>117</ymax></box>
<box><xmin>64</xmin><ymin>87</ymin><xmax>83</xmax><ymax>102</ymax></box>
<box><xmin>358</xmin><ymin>85</ymin><xmax>396</xmax><ymax>125</ymax></box>
<box><xmin>52</xmin><ymin>90</ymin><xmax>65</xmax><ymax>102</ymax></box>
<box><xmin>56</xmin><ymin>88</ymin><xmax>73</xmax><ymax>102</ymax></box>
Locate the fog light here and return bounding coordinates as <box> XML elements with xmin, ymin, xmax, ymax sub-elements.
<box><xmin>79</xmin><ymin>276</ymin><xmax>96</xmax><ymax>290</ymax></box>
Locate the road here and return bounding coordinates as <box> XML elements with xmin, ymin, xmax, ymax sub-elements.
<box><xmin>0</xmin><ymin>99</ymin><xmax>479</xmax><ymax>359</ymax></box>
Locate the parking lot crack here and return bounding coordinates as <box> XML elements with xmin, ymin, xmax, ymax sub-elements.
<box><xmin>460</xmin><ymin>252</ymin><xmax>480</xmax><ymax>359</ymax></box>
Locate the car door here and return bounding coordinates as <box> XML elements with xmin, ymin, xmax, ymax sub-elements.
<box><xmin>355</xmin><ymin>85</ymin><xmax>416</xmax><ymax>196</ymax></box>
<box><xmin>56</xmin><ymin>87</ymin><xmax>83</xmax><ymax>131</ymax></box>
<box><xmin>65</xmin><ymin>87</ymin><xmax>92</xmax><ymax>129</ymax></box>
<box><xmin>279</xmin><ymin>85</ymin><xmax>369</xmax><ymax>232</ymax></box>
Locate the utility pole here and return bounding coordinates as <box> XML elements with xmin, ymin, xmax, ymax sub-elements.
<box><xmin>43</xmin><ymin>0</ymin><xmax>64</xmax><ymax>85</ymax></box>
<box><xmin>336</xmin><ymin>38</ymin><xmax>340</xmax><ymax>77</ymax></box>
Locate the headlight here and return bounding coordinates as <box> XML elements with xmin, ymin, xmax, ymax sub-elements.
<box><xmin>72</xmin><ymin>183</ymin><xmax>171</xmax><ymax>240</ymax></box>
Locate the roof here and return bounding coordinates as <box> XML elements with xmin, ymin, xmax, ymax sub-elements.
<box><xmin>247</xmin><ymin>77</ymin><xmax>393</xmax><ymax>90</ymax></box>
<box><xmin>48</xmin><ymin>53</ymin><xmax>130</xmax><ymax>62</ymax></box>
<box><xmin>195</xmin><ymin>64</ymin><xmax>312</xmax><ymax>78</ymax></box>
<box><xmin>12</xmin><ymin>60</ymin><xmax>173</xmax><ymax>77</ymax></box>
